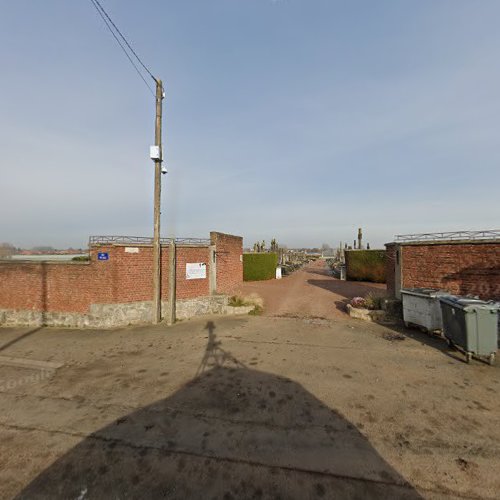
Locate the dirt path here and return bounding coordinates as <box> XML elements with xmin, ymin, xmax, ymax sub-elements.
<box><xmin>234</xmin><ymin>259</ymin><xmax>386</xmax><ymax>319</ymax></box>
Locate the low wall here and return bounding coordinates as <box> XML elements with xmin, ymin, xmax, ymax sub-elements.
<box><xmin>0</xmin><ymin>245</ymin><xmax>209</xmax><ymax>313</ymax></box>
<box><xmin>0</xmin><ymin>232</ymin><xmax>244</xmax><ymax>327</ymax></box>
<box><xmin>0</xmin><ymin>296</ymin><xmax>232</xmax><ymax>328</ymax></box>
<box><xmin>386</xmin><ymin>241</ymin><xmax>500</xmax><ymax>300</ymax></box>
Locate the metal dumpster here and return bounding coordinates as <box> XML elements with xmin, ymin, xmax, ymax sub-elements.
<box><xmin>439</xmin><ymin>297</ymin><xmax>499</xmax><ymax>365</ymax></box>
<box><xmin>401</xmin><ymin>288</ymin><xmax>450</xmax><ymax>332</ymax></box>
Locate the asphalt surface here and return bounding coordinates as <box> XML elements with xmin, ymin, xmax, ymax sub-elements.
<box><xmin>1</xmin><ymin>263</ymin><xmax>499</xmax><ymax>499</ymax></box>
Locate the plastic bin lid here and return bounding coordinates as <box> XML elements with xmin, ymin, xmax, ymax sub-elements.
<box><xmin>401</xmin><ymin>287</ymin><xmax>449</xmax><ymax>298</ymax></box>
<box><xmin>439</xmin><ymin>296</ymin><xmax>500</xmax><ymax>312</ymax></box>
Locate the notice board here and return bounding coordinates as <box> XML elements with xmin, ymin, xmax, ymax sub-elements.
<box><xmin>186</xmin><ymin>263</ymin><xmax>207</xmax><ymax>280</ymax></box>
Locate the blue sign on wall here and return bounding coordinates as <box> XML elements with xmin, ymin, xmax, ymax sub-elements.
<box><xmin>97</xmin><ymin>252</ymin><xmax>109</xmax><ymax>261</ymax></box>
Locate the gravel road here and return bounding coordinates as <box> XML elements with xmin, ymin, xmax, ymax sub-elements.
<box><xmin>234</xmin><ymin>259</ymin><xmax>386</xmax><ymax>319</ymax></box>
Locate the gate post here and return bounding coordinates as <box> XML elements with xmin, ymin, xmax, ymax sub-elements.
<box><xmin>209</xmin><ymin>245</ymin><xmax>217</xmax><ymax>295</ymax></box>
<box><xmin>167</xmin><ymin>240</ymin><xmax>176</xmax><ymax>325</ymax></box>
<box><xmin>395</xmin><ymin>245</ymin><xmax>402</xmax><ymax>300</ymax></box>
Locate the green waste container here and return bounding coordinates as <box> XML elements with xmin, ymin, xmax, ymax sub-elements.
<box><xmin>439</xmin><ymin>297</ymin><xmax>499</xmax><ymax>365</ymax></box>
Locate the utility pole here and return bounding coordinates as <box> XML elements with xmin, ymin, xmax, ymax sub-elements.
<box><xmin>88</xmin><ymin>0</ymin><xmax>165</xmax><ymax>322</ymax></box>
<box><xmin>152</xmin><ymin>79</ymin><xmax>164</xmax><ymax>324</ymax></box>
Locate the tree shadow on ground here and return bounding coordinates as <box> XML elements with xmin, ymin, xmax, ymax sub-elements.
<box><xmin>16</xmin><ymin>322</ymin><xmax>421</xmax><ymax>499</ymax></box>
<box><xmin>307</xmin><ymin>279</ymin><xmax>386</xmax><ymax>313</ymax></box>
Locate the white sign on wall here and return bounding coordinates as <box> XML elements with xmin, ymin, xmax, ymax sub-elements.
<box><xmin>125</xmin><ymin>247</ymin><xmax>140</xmax><ymax>254</ymax></box>
<box><xmin>186</xmin><ymin>262</ymin><xmax>207</xmax><ymax>280</ymax></box>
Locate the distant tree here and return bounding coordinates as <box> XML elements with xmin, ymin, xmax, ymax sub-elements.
<box><xmin>0</xmin><ymin>243</ymin><xmax>16</xmax><ymax>258</ymax></box>
<box><xmin>32</xmin><ymin>246</ymin><xmax>55</xmax><ymax>253</ymax></box>
<box><xmin>321</xmin><ymin>243</ymin><xmax>334</xmax><ymax>256</ymax></box>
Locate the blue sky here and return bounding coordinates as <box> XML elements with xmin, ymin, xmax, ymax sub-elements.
<box><xmin>1</xmin><ymin>0</ymin><xmax>499</xmax><ymax>249</ymax></box>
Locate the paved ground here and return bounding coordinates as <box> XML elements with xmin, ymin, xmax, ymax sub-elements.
<box><xmin>0</xmin><ymin>263</ymin><xmax>499</xmax><ymax>499</ymax></box>
<box><xmin>234</xmin><ymin>259</ymin><xmax>386</xmax><ymax>319</ymax></box>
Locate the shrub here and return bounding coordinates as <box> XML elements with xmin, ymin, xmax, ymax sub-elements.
<box><xmin>249</xmin><ymin>305</ymin><xmax>263</xmax><ymax>316</ymax></box>
<box><xmin>350</xmin><ymin>293</ymin><xmax>387</xmax><ymax>310</ymax></box>
<box><xmin>364</xmin><ymin>292</ymin><xmax>384</xmax><ymax>310</ymax></box>
<box><xmin>228</xmin><ymin>295</ymin><xmax>264</xmax><ymax>315</ymax></box>
<box><xmin>72</xmin><ymin>255</ymin><xmax>90</xmax><ymax>262</ymax></box>
<box><xmin>228</xmin><ymin>296</ymin><xmax>246</xmax><ymax>307</ymax></box>
<box><xmin>344</xmin><ymin>250</ymin><xmax>386</xmax><ymax>283</ymax></box>
<box><xmin>243</xmin><ymin>253</ymin><xmax>278</xmax><ymax>281</ymax></box>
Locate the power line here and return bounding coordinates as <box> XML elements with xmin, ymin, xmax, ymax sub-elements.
<box><xmin>89</xmin><ymin>0</ymin><xmax>156</xmax><ymax>96</ymax></box>
<box><xmin>92</xmin><ymin>0</ymin><xmax>157</xmax><ymax>83</ymax></box>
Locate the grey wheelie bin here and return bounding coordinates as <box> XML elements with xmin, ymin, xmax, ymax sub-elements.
<box><xmin>439</xmin><ymin>297</ymin><xmax>499</xmax><ymax>365</ymax></box>
<box><xmin>401</xmin><ymin>288</ymin><xmax>450</xmax><ymax>332</ymax></box>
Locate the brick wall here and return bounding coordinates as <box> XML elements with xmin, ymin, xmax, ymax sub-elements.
<box><xmin>211</xmin><ymin>232</ymin><xmax>243</xmax><ymax>294</ymax></box>
<box><xmin>385</xmin><ymin>241</ymin><xmax>500</xmax><ymax>301</ymax></box>
<box><xmin>0</xmin><ymin>245</ymin><xmax>169</xmax><ymax>314</ymax></box>
<box><xmin>0</xmin><ymin>232</ymin><xmax>243</xmax><ymax>316</ymax></box>
<box><xmin>0</xmin><ymin>260</ymin><xmax>95</xmax><ymax>314</ymax></box>
<box><xmin>175</xmin><ymin>246</ymin><xmax>210</xmax><ymax>299</ymax></box>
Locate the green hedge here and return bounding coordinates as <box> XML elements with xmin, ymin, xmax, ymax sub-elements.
<box><xmin>345</xmin><ymin>250</ymin><xmax>386</xmax><ymax>283</ymax></box>
<box><xmin>243</xmin><ymin>253</ymin><xmax>278</xmax><ymax>281</ymax></box>
<box><xmin>72</xmin><ymin>255</ymin><xmax>90</xmax><ymax>262</ymax></box>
